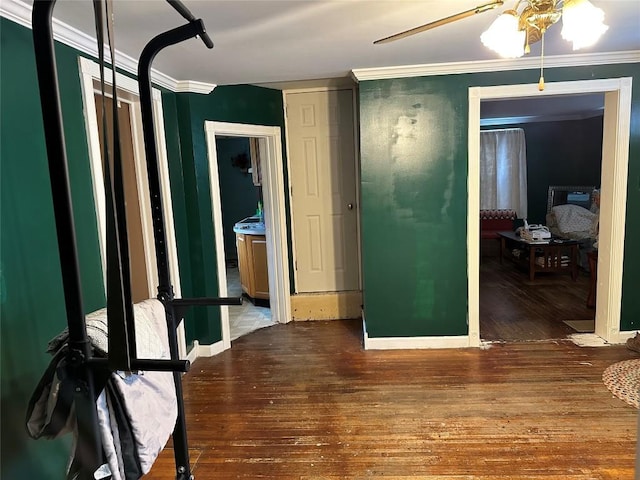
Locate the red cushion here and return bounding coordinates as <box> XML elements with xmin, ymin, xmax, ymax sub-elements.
<box><xmin>480</xmin><ymin>209</ymin><xmax>517</xmax><ymax>220</ymax></box>
<box><xmin>480</xmin><ymin>210</ymin><xmax>516</xmax><ymax>239</ymax></box>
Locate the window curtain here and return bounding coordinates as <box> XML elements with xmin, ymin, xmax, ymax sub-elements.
<box><xmin>480</xmin><ymin>128</ymin><xmax>528</xmax><ymax>218</ymax></box>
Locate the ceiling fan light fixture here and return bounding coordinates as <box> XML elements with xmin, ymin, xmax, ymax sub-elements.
<box><xmin>481</xmin><ymin>10</ymin><xmax>526</xmax><ymax>58</ymax></box>
<box><xmin>561</xmin><ymin>0</ymin><xmax>609</xmax><ymax>50</ymax></box>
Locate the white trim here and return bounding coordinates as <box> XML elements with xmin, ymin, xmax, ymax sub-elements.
<box><xmin>0</xmin><ymin>0</ymin><xmax>216</xmax><ymax>94</ymax></box>
<box><xmin>78</xmin><ymin>56</ymin><xmax>188</xmax><ymax>357</ymax></box>
<box><xmin>186</xmin><ymin>340</ymin><xmax>200</xmax><ymax>365</ymax></box>
<box><xmin>595</xmin><ymin>80</ymin><xmax>632</xmax><ymax>342</ymax></box>
<box><xmin>468</xmin><ymin>90</ymin><xmax>482</xmax><ymax>348</ymax></box>
<box><xmin>363</xmin><ymin>309</ymin><xmax>472</xmax><ymax>350</ymax></box>
<box><xmin>613</xmin><ymin>330</ymin><xmax>640</xmax><ymax>345</ymax></box>
<box><xmin>364</xmin><ymin>332</ymin><xmax>471</xmax><ymax>350</ymax></box>
<box><xmin>186</xmin><ymin>339</ymin><xmax>227</xmax><ymax>362</ymax></box>
<box><xmin>352</xmin><ymin>51</ymin><xmax>640</xmax><ymax>82</ymax></box>
<box><xmin>175</xmin><ymin>81</ymin><xmax>216</xmax><ymax>95</ymax></box>
<box><xmin>468</xmin><ymin>78</ymin><xmax>632</xmax><ymax>346</ymax></box>
<box><xmin>203</xmin><ymin>131</ymin><xmax>232</xmax><ymax>351</ymax></box>
<box><xmin>204</xmin><ymin>121</ymin><xmax>292</xmax><ymax>352</ymax></box>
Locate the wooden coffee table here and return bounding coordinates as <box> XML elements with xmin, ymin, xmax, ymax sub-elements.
<box><xmin>497</xmin><ymin>231</ymin><xmax>579</xmax><ymax>281</ymax></box>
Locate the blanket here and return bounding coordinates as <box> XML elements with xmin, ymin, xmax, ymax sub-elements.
<box><xmin>547</xmin><ymin>204</ymin><xmax>598</xmax><ymax>240</ymax></box>
<box><xmin>26</xmin><ymin>299</ymin><xmax>177</xmax><ymax>480</ymax></box>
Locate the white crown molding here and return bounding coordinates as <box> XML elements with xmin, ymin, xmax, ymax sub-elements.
<box><xmin>0</xmin><ymin>0</ymin><xmax>216</xmax><ymax>94</ymax></box>
<box><xmin>175</xmin><ymin>80</ymin><xmax>216</xmax><ymax>95</ymax></box>
<box><xmin>351</xmin><ymin>50</ymin><xmax>640</xmax><ymax>82</ymax></box>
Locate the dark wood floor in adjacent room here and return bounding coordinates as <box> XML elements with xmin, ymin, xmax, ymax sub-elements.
<box><xmin>146</xmin><ymin>319</ymin><xmax>637</xmax><ymax>479</ymax></box>
<box><xmin>480</xmin><ymin>255</ymin><xmax>595</xmax><ymax>341</ymax></box>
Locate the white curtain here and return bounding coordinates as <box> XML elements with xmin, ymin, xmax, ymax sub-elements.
<box><xmin>480</xmin><ymin>128</ymin><xmax>528</xmax><ymax>218</ymax></box>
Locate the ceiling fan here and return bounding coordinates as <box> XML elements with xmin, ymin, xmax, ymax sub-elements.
<box><xmin>373</xmin><ymin>1</ymin><xmax>504</xmax><ymax>45</ymax></box>
<box><xmin>373</xmin><ymin>0</ymin><xmax>609</xmax><ymax>90</ymax></box>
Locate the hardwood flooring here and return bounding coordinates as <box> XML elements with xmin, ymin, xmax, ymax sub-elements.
<box><xmin>146</xmin><ymin>320</ymin><xmax>637</xmax><ymax>479</ymax></box>
<box><xmin>480</xmin><ymin>255</ymin><xmax>595</xmax><ymax>342</ymax></box>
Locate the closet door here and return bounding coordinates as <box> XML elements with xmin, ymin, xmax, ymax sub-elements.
<box><xmin>286</xmin><ymin>89</ymin><xmax>359</xmax><ymax>293</ymax></box>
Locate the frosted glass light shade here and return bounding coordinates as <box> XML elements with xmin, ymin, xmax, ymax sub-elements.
<box><xmin>481</xmin><ymin>11</ymin><xmax>526</xmax><ymax>58</ymax></box>
<box><xmin>561</xmin><ymin>0</ymin><xmax>608</xmax><ymax>50</ymax></box>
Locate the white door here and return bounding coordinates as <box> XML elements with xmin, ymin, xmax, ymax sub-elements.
<box><xmin>286</xmin><ymin>89</ymin><xmax>359</xmax><ymax>293</ymax></box>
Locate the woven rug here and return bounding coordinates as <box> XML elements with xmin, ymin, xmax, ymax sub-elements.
<box><xmin>602</xmin><ymin>359</ymin><xmax>640</xmax><ymax>409</ymax></box>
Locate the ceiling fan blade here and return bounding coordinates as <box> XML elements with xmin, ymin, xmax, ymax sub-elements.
<box><xmin>374</xmin><ymin>0</ymin><xmax>504</xmax><ymax>45</ymax></box>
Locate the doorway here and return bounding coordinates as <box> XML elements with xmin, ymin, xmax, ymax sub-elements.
<box><xmin>214</xmin><ymin>135</ymin><xmax>275</xmax><ymax>340</ymax></box>
<box><xmin>477</xmin><ymin>98</ymin><xmax>603</xmax><ymax>342</ymax></box>
<box><xmin>78</xmin><ymin>57</ymin><xmax>187</xmax><ymax>356</ymax></box>
<box><xmin>204</xmin><ymin>121</ymin><xmax>291</xmax><ymax>352</ymax></box>
<box><xmin>468</xmin><ymin>77</ymin><xmax>633</xmax><ymax>346</ymax></box>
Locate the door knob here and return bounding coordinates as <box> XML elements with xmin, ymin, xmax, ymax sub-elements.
<box><xmin>347</xmin><ymin>203</ymin><xmax>354</xmax><ymax>210</ymax></box>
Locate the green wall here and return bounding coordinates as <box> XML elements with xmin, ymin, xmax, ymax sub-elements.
<box><xmin>171</xmin><ymin>86</ymin><xmax>286</xmax><ymax>348</ymax></box>
<box><xmin>360</xmin><ymin>64</ymin><xmax>640</xmax><ymax>338</ymax></box>
<box><xmin>2</xmin><ymin>10</ymin><xmax>636</xmax><ymax>478</ymax></box>
<box><xmin>1</xmin><ymin>18</ymin><xmax>104</xmax><ymax>478</ymax></box>
<box><xmin>0</xmin><ymin>16</ymin><xmax>286</xmax><ymax>478</ymax></box>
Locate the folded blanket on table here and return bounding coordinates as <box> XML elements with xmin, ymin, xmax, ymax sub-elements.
<box><xmin>27</xmin><ymin>299</ymin><xmax>177</xmax><ymax>480</ymax></box>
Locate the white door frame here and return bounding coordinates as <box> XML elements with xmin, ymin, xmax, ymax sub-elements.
<box><xmin>468</xmin><ymin>77</ymin><xmax>633</xmax><ymax>346</ymax></box>
<box><xmin>204</xmin><ymin>121</ymin><xmax>292</xmax><ymax>351</ymax></box>
<box><xmin>78</xmin><ymin>56</ymin><xmax>187</xmax><ymax>357</ymax></box>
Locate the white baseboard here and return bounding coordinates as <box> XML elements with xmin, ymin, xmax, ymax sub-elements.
<box><xmin>362</xmin><ymin>314</ymin><xmax>470</xmax><ymax>350</ymax></box>
<box><xmin>363</xmin><ymin>331</ymin><xmax>471</xmax><ymax>350</ymax></box>
<box><xmin>186</xmin><ymin>340</ymin><xmax>200</xmax><ymax>364</ymax></box>
<box><xmin>185</xmin><ymin>339</ymin><xmax>226</xmax><ymax>365</ymax></box>
<box><xmin>609</xmin><ymin>330</ymin><xmax>637</xmax><ymax>345</ymax></box>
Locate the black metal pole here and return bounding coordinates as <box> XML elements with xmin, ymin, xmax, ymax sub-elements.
<box><xmin>31</xmin><ymin>1</ymin><xmax>102</xmax><ymax>477</ymax></box>
<box><xmin>166</xmin><ymin>0</ymin><xmax>214</xmax><ymax>48</ymax></box>
<box><xmin>138</xmin><ymin>20</ymin><xmax>211</xmax><ymax>302</ymax></box>
<box><xmin>137</xmin><ymin>18</ymin><xmax>213</xmax><ymax>480</ymax></box>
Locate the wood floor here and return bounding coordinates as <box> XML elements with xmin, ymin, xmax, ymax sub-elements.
<box><xmin>146</xmin><ymin>319</ymin><xmax>638</xmax><ymax>479</ymax></box>
<box><xmin>480</xmin><ymin>254</ymin><xmax>595</xmax><ymax>342</ymax></box>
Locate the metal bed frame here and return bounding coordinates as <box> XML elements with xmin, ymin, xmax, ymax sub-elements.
<box><xmin>30</xmin><ymin>1</ymin><xmax>236</xmax><ymax>478</ymax></box>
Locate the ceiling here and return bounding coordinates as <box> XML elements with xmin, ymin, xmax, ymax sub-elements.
<box><xmin>26</xmin><ymin>0</ymin><xmax>640</xmax><ymax>88</ymax></box>
<box><xmin>8</xmin><ymin>0</ymin><xmax>637</xmax><ymax>122</ymax></box>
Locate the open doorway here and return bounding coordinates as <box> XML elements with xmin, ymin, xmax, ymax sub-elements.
<box><xmin>204</xmin><ymin>121</ymin><xmax>292</xmax><ymax>352</ymax></box>
<box><xmin>78</xmin><ymin>57</ymin><xmax>187</xmax><ymax>356</ymax></box>
<box><xmin>468</xmin><ymin>77</ymin><xmax>633</xmax><ymax>347</ymax></box>
<box><xmin>215</xmin><ymin>135</ymin><xmax>274</xmax><ymax>340</ymax></box>
<box><xmin>478</xmin><ymin>94</ymin><xmax>603</xmax><ymax>342</ymax></box>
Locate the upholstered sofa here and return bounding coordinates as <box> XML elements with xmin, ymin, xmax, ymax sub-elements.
<box><xmin>480</xmin><ymin>209</ymin><xmax>517</xmax><ymax>255</ymax></box>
